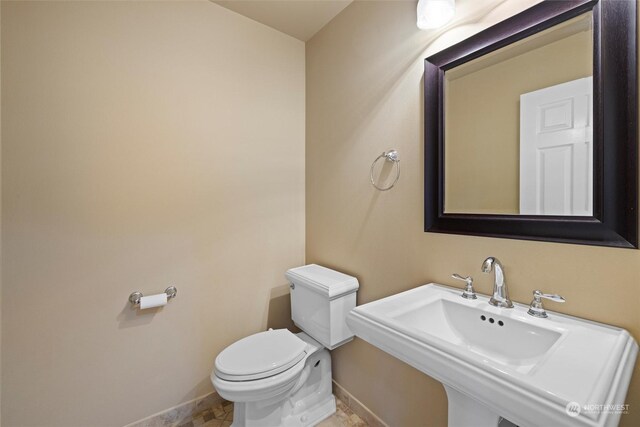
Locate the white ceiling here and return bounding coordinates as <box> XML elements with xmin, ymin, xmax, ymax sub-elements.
<box><xmin>213</xmin><ymin>0</ymin><xmax>353</xmax><ymax>41</ymax></box>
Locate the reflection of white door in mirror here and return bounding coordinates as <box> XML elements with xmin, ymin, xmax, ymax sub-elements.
<box><xmin>519</xmin><ymin>77</ymin><xmax>593</xmax><ymax>216</ymax></box>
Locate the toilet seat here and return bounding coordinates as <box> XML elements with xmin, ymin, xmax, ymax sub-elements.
<box><xmin>212</xmin><ymin>332</ymin><xmax>324</xmax><ymax>404</ymax></box>
<box><xmin>212</xmin><ymin>355</ymin><xmax>307</xmax><ymax>403</ymax></box>
<box><xmin>215</xmin><ymin>329</ymin><xmax>307</xmax><ymax>381</ymax></box>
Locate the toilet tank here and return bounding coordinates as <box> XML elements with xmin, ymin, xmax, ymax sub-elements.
<box><xmin>285</xmin><ymin>264</ymin><xmax>359</xmax><ymax>350</ymax></box>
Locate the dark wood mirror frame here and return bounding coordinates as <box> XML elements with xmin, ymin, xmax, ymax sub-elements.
<box><xmin>424</xmin><ymin>0</ymin><xmax>638</xmax><ymax>248</ymax></box>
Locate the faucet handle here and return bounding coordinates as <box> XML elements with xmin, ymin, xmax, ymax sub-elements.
<box><xmin>536</xmin><ymin>290</ymin><xmax>565</xmax><ymax>303</ymax></box>
<box><xmin>527</xmin><ymin>290</ymin><xmax>565</xmax><ymax>318</ymax></box>
<box><xmin>451</xmin><ymin>274</ymin><xmax>477</xmax><ymax>300</ymax></box>
<box><xmin>452</xmin><ymin>273</ymin><xmax>472</xmax><ymax>283</ymax></box>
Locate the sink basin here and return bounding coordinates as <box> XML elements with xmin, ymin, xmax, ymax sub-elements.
<box><xmin>391</xmin><ymin>298</ymin><xmax>562</xmax><ymax>372</ymax></box>
<box><xmin>347</xmin><ymin>284</ymin><xmax>638</xmax><ymax>427</ymax></box>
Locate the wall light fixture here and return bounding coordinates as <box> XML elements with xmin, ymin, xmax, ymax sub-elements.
<box><xmin>417</xmin><ymin>0</ymin><xmax>456</xmax><ymax>29</ymax></box>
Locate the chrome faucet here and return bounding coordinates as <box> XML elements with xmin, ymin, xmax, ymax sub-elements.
<box><xmin>481</xmin><ymin>257</ymin><xmax>513</xmax><ymax>308</ymax></box>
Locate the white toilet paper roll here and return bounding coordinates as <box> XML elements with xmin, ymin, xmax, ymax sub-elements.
<box><xmin>139</xmin><ymin>293</ymin><xmax>168</xmax><ymax>309</ymax></box>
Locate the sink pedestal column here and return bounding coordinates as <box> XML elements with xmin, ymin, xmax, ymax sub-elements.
<box><xmin>444</xmin><ymin>386</ymin><xmax>502</xmax><ymax>427</ymax></box>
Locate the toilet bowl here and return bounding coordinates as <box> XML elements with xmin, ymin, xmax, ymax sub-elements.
<box><xmin>212</xmin><ymin>330</ymin><xmax>334</xmax><ymax>427</ymax></box>
<box><xmin>211</xmin><ymin>264</ymin><xmax>359</xmax><ymax>427</ymax></box>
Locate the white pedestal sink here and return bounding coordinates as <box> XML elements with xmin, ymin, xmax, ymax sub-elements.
<box><xmin>346</xmin><ymin>284</ymin><xmax>638</xmax><ymax>427</ymax></box>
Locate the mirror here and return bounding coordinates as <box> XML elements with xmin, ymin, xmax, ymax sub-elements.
<box><xmin>444</xmin><ymin>13</ymin><xmax>593</xmax><ymax>216</ymax></box>
<box><xmin>424</xmin><ymin>0</ymin><xmax>638</xmax><ymax>248</ymax></box>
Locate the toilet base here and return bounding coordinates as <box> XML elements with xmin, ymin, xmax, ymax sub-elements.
<box><xmin>283</xmin><ymin>393</ymin><xmax>336</xmax><ymax>427</ymax></box>
<box><xmin>230</xmin><ymin>348</ymin><xmax>335</xmax><ymax>427</ymax></box>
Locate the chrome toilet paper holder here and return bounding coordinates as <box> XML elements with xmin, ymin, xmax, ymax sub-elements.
<box><xmin>129</xmin><ymin>286</ymin><xmax>177</xmax><ymax>306</ymax></box>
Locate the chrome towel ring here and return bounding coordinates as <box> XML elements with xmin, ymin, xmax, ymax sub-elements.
<box><xmin>370</xmin><ymin>150</ymin><xmax>400</xmax><ymax>191</ymax></box>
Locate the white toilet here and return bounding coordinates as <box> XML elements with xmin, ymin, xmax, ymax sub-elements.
<box><xmin>211</xmin><ymin>264</ymin><xmax>359</xmax><ymax>427</ymax></box>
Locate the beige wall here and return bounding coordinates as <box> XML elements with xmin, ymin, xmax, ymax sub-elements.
<box><xmin>445</xmin><ymin>27</ymin><xmax>592</xmax><ymax>214</ymax></box>
<box><xmin>306</xmin><ymin>1</ymin><xmax>639</xmax><ymax>426</ymax></box>
<box><xmin>1</xmin><ymin>1</ymin><xmax>304</xmax><ymax>426</ymax></box>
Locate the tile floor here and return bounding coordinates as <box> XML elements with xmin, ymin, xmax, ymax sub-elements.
<box><xmin>177</xmin><ymin>397</ymin><xmax>367</xmax><ymax>427</ymax></box>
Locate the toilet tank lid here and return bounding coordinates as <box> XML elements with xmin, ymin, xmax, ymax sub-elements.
<box><xmin>285</xmin><ymin>264</ymin><xmax>359</xmax><ymax>299</ymax></box>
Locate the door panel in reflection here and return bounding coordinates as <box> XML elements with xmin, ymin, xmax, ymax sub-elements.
<box><xmin>520</xmin><ymin>77</ymin><xmax>592</xmax><ymax>215</ymax></box>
